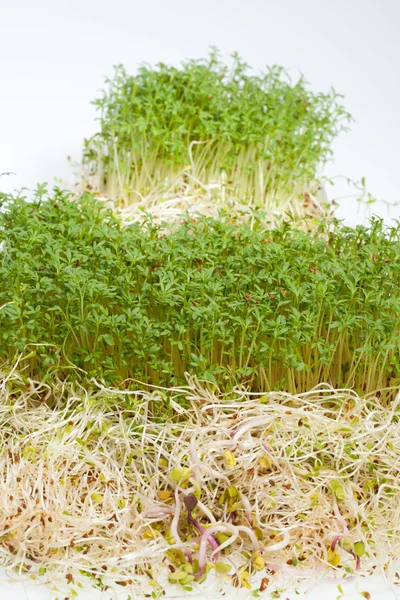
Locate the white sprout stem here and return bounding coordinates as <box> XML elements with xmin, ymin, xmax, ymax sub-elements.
<box><xmin>196</xmin><ymin>500</ymin><xmax>217</xmax><ymax>524</ymax></box>
<box><xmin>190</xmin><ymin>435</ymin><xmax>230</xmax><ymax>483</ymax></box>
<box><xmin>170</xmin><ymin>487</ymin><xmax>183</xmax><ymax>545</ymax></box>
<box><xmin>263</xmin><ymin>529</ymin><xmax>291</xmax><ymax>552</ymax></box>
<box><xmin>141</xmin><ymin>507</ymin><xmax>175</xmax><ymax>519</ymax></box>
<box><xmin>333</xmin><ymin>499</ymin><xmax>349</xmax><ymax>534</ymax></box>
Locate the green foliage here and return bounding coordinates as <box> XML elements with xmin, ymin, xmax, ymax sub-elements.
<box><xmin>1</xmin><ymin>187</ymin><xmax>399</xmax><ymax>395</ymax></box>
<box><xmin>83</xmin><ymin>48</ymin><xmax>351</xmax><ymax>208</ymax></box>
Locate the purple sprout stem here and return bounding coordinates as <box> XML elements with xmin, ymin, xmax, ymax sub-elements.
<box><xmin>331</xmin><ymin>535</ymin><xmax>342</xmax><ymax>551</ymax></box>
<box><xmin>351</xmin><ymin>552</ymin><xmax>361</xmax><ymax>571</ymax></box>
<box><xmin>183</xmin><ymin>549</ymin><xmax>193</xmax><ymax>564</ymax></box>
<box><xmin>187</xmin><ymin>512</ymin><xmax>205</xmax><ymax>534</ymax></box>
<box><xmin>187</xmin><ymin>512</ymin><xmax>220</xmax><ymax>560</ymax></box>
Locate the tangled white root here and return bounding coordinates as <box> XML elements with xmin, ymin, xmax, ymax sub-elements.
<box><xmin>1</xmin><ymin>371</ymin><xmax>399</xmax><ymax>596</ymax></box>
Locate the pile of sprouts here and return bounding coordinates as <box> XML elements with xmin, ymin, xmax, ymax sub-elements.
<box><xmin>1</xmin><ymin>369</ymin><xmax>400</xmax><ymax>598</ymax></box>
<box><xmin>1</xmin><ymin>51</ymin><xmax>399</xmax><ymax>599</ymax></box>
<box><xmin>81</xmin><ymin>49</ymin><xmax>351</xmax><ymax>211</ymax></box>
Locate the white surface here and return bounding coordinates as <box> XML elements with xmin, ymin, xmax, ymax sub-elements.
<box><xmin>0</xmin><ymin>0</ymin><xmax>399</xmax><ymax>224</ymax></box>
<box><xmin>1</xmin><ymin>1</ymin><xmax>400</xmax><ymax>598</ymax></box>
<box><xmin>0</xmin><ymin>567</ymin><xmax>399</xmax><ymax>600</ymax></box>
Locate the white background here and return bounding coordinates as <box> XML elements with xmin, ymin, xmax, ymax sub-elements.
<box><xmin>1</xmin><ymin>1</ymin><xmax>400</xmax><ymax>598</ymax></box>
<box><xmin>0</xmin><ymin>0</ymin><xmax>399</xmax><ymax>223</ymax></box>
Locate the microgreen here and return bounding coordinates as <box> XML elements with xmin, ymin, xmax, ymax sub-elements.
<box><xmin>1</xmin><ymin>187</ymin><xmax>399</xmax><ymax>397</ymax></box>
<box><xmin>82</xmin><ymin>48</ymin><xmax>351</xmax><ymax>210</ymax></box>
